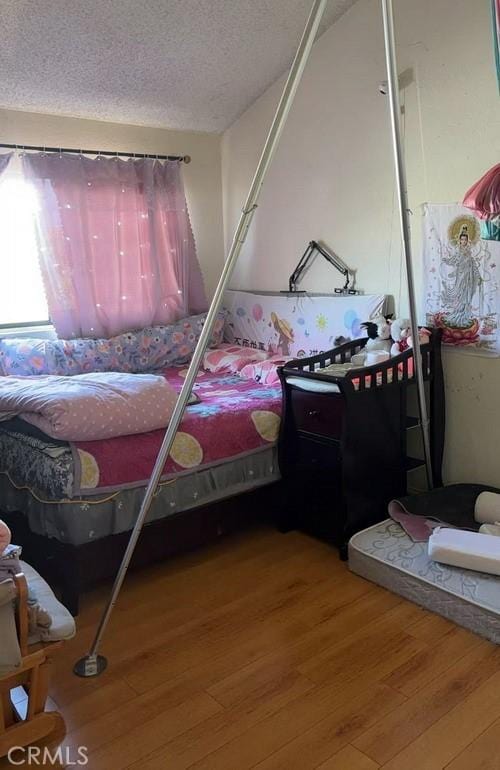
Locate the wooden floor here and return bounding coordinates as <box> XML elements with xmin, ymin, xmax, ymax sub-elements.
<box><xmin>11</xmin><ymin>524</ymin><xmax>500</xmax><ymax>769</ymax></box>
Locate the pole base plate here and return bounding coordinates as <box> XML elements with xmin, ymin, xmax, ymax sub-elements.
<box><xmin>73</xmin><ymin>655</ymin><xmax>108</xmax><ymax>678</ymax></box>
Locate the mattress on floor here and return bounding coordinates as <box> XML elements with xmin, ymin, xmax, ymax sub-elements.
<box><xmin>349</xmin><ymin>518</ymin><xmax>500</xmax><ymax>644</ymax></box>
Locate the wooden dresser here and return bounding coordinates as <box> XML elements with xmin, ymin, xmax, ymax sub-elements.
<box><xmin>277</xmin><ymin>329</ymin><xmax>445</xmax><ymax>557</ymax></box>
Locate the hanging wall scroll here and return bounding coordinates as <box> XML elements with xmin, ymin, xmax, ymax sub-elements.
<box><xmin>423</xmin><ymin>203</ymin><xmax>500</xmax><ymax>354</ymax></box>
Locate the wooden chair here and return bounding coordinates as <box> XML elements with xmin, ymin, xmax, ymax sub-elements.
<box><xmin>0</xmin><ymin>573</ymin><xmax>66</xmax><ymax>759</ymax></box>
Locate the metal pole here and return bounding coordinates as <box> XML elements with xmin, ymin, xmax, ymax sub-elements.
<box><xmin>381</xmin><ymin>0</ymin><xmax>434</xmax><ymax>488</ymax></box>
<box><xmin>1</xmin><ymin>143</ymin><xmax>189</xmax><ymax>162</ymax></box>
<box><xmin>74</xmin><ymin>0</ymin><xmax>327</xmax><ymax>678</ymax></box>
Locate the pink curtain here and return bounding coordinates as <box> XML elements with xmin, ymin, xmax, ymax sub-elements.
<box><xmin>22</xmin><ymin>154</ymin><xmax>207</xmax><ymax>338</ymax></box>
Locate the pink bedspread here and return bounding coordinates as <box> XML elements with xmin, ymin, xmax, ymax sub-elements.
<box><xmin>73</xmin><ymin>367</ymin><xmax>282</xmax><ymax>494</ymax></box>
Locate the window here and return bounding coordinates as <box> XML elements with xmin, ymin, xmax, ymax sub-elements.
<box><xmin>0</xmin><ymin>160</ymin><xmax>49</xmax><ymax>328</ymax></box>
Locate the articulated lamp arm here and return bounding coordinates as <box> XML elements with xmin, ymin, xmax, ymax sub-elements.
<box><xmin>288</xmin><ymin>241</ymin><xmax>316</xmax><ymax>291</ymax></box>
<box><xmin>288</xmin><ymin>240</ymin><xmax>352</xmax><ymax>293</ymax></box>
<box><xmin>311</xmin><ymin>240</ymin><xmax>350</xmax><ymax>291</ymax></box>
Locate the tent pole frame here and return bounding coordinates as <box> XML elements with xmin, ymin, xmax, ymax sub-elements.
<box><xmin>381</xmin><ymin>0</ymin><xmax>434</xmax><ymax>489</ymax></box>
<box><xmin>74</xmin><ymin>0</ymin><xmax>328</xmax><ymax>678</ymax></box>
<box><xmin>75</xmin><ymin>0</ymin><xmax>435</xmax><ymax>679</ymax></box>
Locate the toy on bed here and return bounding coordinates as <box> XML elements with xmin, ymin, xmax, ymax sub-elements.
<box><xmin>390</xmin><ymin>318</ymin><xmax>431</xmax><ymax>357</ymax></box>
<box><xmin>362</xmin><ymin>315</ymin><xmax>393</xmax><ymax>353</ymax></box>
<box><xmin>350</xmin><ymin>315</ymin><xmax>431</xmax><ymax>367</ymax></box>
<box><xmin>410</xmin><ymin>326</ymin><xmax>431</xmax><ymax>349</ymax></box>
<box><xmin>390</xmin><ymin>318</ymin><xmax>411</xmax><ymax>356</ymax></box>
<box><xmin>351</xmin><ymin>315</ymin><xmax>393</xmax><ymax>366</ymax></box>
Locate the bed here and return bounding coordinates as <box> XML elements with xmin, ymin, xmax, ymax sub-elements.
<box><xmin>349</xmin><ymin>518</ymin><xmax>500</xmax><ymax>644</ymax></box>
<box><xmin>0</xmin><ymin>366</ymin><xmax>282</xmax><ymax>614</ymax></box>
<box><xmin>0</xmin><ymin>367</ymin><xmax>281</xmax><ymax>545</ymax></box>
<box><xmin>0</xmin><ymin>366</ymin><xmax>282</xmax><ymax>544</ymax></box>
<box><xmin>0</xmin><ymin>290</ymin><xmax>387</xmax><ymax>613</ymax></box>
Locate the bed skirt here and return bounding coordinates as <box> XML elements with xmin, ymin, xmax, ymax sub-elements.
<box><xmin>0</xmin><ymin>447</ymin><xmax>279</xmax><ymax>547</ymax></box>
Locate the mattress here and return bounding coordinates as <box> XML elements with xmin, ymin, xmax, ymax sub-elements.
<box><xmin>286</xmin><ymin>376</ymin><xmax>341</xmax><ymax>394</ymax></box>
<box><xmin>349</xmin><ymin>518</ymin><xmax>500</xmax><ymax>644</ymax></box>
<box><xmin>285</xmin><ymin>360</ymin><xmax>415</xmax><ymax>394</ymax></box>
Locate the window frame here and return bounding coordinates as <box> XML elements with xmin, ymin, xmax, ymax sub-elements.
<box><xmin>0</xmin><ymin>320</ymin><xmax>51</xmax><ymax>330</ymax></box>
<box><xmin>0</xmin><ymin>322</ymin><xmax>55</xmax><ymax>340</ymax></box>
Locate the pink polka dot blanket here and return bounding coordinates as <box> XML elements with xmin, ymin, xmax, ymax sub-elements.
<box><xmin>72</xmin><ymin>366</ymin><xmax>282</xmax><ymax>495</ymax></box>
<box><xmin>0</xmin><ymin>372</ymin><xmax>178</xmax><ymax>442</ymax></box>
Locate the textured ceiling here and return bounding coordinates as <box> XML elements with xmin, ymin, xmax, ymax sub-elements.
<box><xmin>1</xmin><ymin>0</ymin><xmax>357</xmax><ymax>133</ymax></box>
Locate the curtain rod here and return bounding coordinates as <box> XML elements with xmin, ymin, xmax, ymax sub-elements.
<box><xmin>0</xmin><ymin>143</ymin><xmax>190</xmax><ymax>163</ymax></box>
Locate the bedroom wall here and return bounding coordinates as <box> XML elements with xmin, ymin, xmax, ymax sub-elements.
<box><xmin>221</xmin><ymin>0</ymin><xmax>500</xmax><ymax>487</ymax></box>
<box><xmin>0</xmin><ymin>108</ymin><xmax>224</xmax><ymax>298</ymax></box>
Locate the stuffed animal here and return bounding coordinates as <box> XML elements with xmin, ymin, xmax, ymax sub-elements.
<box><xmin>390</xmin><ymin>318</ymin><xmax>411</xmax><ymax>356</ymax></box>
<box><xmin>334</xmin><ymin>335</ymin><xmax>351</xmax><ymax>347</ymax></box>
<box><xmin>390</xmin><ymin>319</ymin><xmax>431</xmax><ymax>356</ymax></box>
<box><xmin>409</xmin><ymin>327</ymin><xmax>431</xmax><ymax>348</ymax></box>
<box><xmin>362</xmin><ymin>315</ymin><xmax>393</xmax><ymax>353</ymax></box>
<box><xmin>352</xmin><ymin>315</ymin><xmax>393</xmax><ymax>365</ymax></box>
<box><xmin>0</xmin><ymin>519</ymin><xmax>11</xmax><ymax>556</ymax></box>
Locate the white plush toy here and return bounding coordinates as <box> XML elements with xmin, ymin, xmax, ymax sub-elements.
<box><xmin>365</xmin><ymin>316</ymin><xmax>393</xmax><ymax>353</ymax></box>
<box><xmin>352</xmin><ymin>316</ymin><xmax>393</xmax><ymax>365</ymax></box>
<box><xmin>390</xmin><ymin>318</ymin><xmax>411</xmax><ymax>356</ymax></box>
<box><xmin>390</xmin><ymin>318</ymin><xmax>431</xmax><ymax>356</ymax></box>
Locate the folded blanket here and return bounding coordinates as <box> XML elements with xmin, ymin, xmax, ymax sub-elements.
<box><xmin>428</xmin><ymin>527</ymin><xmax>500</xmax><ymax>577</ymax></box>
<box><xmin>0</xmin><ymin>372</ymin><xmax>178</xmax><ymax>441</ymax></box>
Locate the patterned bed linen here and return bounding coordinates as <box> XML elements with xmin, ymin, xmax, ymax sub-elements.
<box><xmin>0</xmin><ymin>420</ymin><xmax>74</xmax><ymax>498</ymax></box>
<box><xmin>0</xmin><ymin>367</ymin><xmax>282</xmax><ymax>500</ymax></box>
